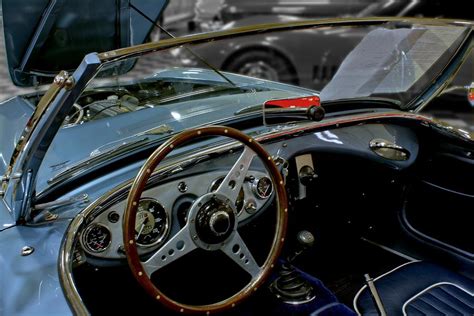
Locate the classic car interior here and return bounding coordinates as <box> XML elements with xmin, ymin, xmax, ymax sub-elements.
<box><xmin>66</xmin><ymin>111</ymin><xmax>474</xmax><ymax>315</ymax></box>
<box><xmin>43</xmin><ymin>21</ymin><xmax>473</xmax><ymax>315</ymax></box>
<box><xmin>1</xmin><ymin>1</ymin><xmax>473</xmax><ymax>315</ymax></box>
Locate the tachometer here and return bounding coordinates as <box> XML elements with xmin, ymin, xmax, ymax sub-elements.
<box><xmin>82</xmin><ymin>224</ymin><xmax>112</xmax><ymax>253</ymax></box>
<box><xmin>135</xmin><ymin>198</ymin><xmax>169</xmax><ymax>247</ymax></box>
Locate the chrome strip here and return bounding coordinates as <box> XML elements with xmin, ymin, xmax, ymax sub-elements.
<box><xmin>402</xmin><ymin>282</ymin><xmax>474</xmax><ymax>316</ymax></box>
<box><xmin>353</xmin><ymin>260</ymin><xmax>421</xmax><ymax>315</ymax></box>
<box><xmin>59</xmin><ymin>212</ymin><xmax>89</xmax><ymax>316</ymax></box>
<box><xmin>98</xmin><ymin>17</ymin><xmax>473</xmax><ymax>63</ymax></box>
<box><xmin>1</xmin><ymin>73</ymin><xmax>65</xmax><ymax>194</ymax></box>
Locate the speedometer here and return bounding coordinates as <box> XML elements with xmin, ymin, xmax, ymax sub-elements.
<box><xmin>135</xmin><ymin>198</ymin><xmax>169</xmax><ymax>247</ymax></box>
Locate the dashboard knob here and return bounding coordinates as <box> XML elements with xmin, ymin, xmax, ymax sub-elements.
<box><xmin>299</xmin><ymin>165</ymin><xmax>317</xmax><ymax>186</ymax></box>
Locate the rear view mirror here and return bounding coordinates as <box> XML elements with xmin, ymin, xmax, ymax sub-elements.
<box><xmin>263</xmin><ymin>96</ymin><xmax>325</xmax><ymax>125</ymax></box>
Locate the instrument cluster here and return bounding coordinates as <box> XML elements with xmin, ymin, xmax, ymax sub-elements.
<box><xmin>80</xmin><ymin>170</ymin><xmax>273</xmax><ymax>259</ymax></box>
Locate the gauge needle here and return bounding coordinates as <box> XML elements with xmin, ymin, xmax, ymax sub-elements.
<box><xmin>136</xmin><ymin>216</ymin><xmax>149</xmax><ymax>240</ymax></box>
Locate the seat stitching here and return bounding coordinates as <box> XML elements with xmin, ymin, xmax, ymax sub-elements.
<box><xmin>402</xmin><ymin>282</ymin><xmax>474</xmax><ymax>316</ymax></box>
<box><xmin>439</xmin><ymin>285</ymin><xmax>474</xmax><ymax>309</ymax></box>
<box><xmin>419</xmin><ymin>292</ymin><xmax>463</xmax><ymax>315</ymax></box>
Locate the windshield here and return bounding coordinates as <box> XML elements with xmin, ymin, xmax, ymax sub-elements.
<box><xmin>37</xmin><ymin>21</ymin><xmax>471</xmax><ymax>193</ymax></box>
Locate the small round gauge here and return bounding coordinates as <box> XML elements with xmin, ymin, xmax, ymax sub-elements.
<box><xmin>209</xmin><ymin>177</ymin><xmax>244</xmax><ymax>214</ymax></box>
<box><xmin>135</xmin><ymin>199</ymin><xmax>169</xmax><ymax>247</ymax></box>
<box><xmin>82</xmin><ymin>224</ymin><xmax>112</xmax><ymax>253</ymax></box>
<box><xmin>253</xmin><ymin>176</ymin><xmax>273</xmax><ymax>199</ymax></box>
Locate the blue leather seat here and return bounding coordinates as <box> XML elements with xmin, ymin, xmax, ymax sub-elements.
<box><xmin>354</xmin><ymin>261</ymin><xmax>474</xmax><ymax>315</ymax></box>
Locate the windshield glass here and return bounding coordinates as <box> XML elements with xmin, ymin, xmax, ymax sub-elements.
<box><xmin>37</xmin><ymin>21</ymin><xmax>471</xmax><ymax>193</ymax></box>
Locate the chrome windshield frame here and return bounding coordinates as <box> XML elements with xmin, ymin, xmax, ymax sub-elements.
<box><xmin>2</xmin><ymin>17</ymin><xmax>472</xmax><ymax>220</ymax></box>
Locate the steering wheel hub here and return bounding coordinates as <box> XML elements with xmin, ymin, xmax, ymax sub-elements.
<box><xmin>195</xmin><ymin>197</ymin><xmax>235</xmax><ymax>244</ymax></box>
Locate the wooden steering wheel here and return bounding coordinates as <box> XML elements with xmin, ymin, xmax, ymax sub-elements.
<box><xmin>123</xmin><ymin>126</ymin><xmax>288</xmax><ymax>314</ymax></box>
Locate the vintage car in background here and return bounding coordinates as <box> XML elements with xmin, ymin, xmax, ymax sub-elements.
<box><xmin>184</xmin><ymin>0</ymin><xmax>473</xmax><ymax>96</ymax></box>
<box><xmin>1</xmin><ymin>0</ymin><xmax>474</xmax><ymax>314</ymax></box>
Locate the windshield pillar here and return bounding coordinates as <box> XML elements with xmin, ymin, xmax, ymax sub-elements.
<box><xmin>1</xmin><ymin>53</ymin><xmax>102</xmax><ymax>221</ymax></box>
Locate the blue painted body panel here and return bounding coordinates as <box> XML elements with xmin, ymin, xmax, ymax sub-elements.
<box><xmin>0</xmin><ymin>215</ymin><xmax>71</xmax><ymax>315</ymax></box>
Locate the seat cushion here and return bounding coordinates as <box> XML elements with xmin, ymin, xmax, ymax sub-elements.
<box><xmin>354</xmin><ymin>261</ymin><xmax>474</xmax><ymax>315</ymax></box>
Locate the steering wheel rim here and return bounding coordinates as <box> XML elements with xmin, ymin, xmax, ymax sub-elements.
<box><xmin>123</xmin><ymin>126</ymin><xmax>288</xmax><ymax>314</ymax></box>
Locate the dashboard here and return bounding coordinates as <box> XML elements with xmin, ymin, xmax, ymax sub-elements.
<box><xmin>76</xmin><ymin>122</ymin><xmax>420</xmax><ymax>265</ymax></box>
<box><xmin>79</xmin><ymin>169</ymin><xmax>274</xmax><ymax>260</ymax></box>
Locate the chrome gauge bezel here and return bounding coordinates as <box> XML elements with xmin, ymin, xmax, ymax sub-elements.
<box><xmin>252</xmin><ymin>176</ymin><xmax>273</xmax><ymax>199</ymax></box>
<box><xmin>81</xmin><ymin>223</ymin><xmax>112</xmax><ymax>253</ymax></box>
<box><xmin>135</xmin><ymin>197</ymin><xmax>171</xmax><ymax>249</ymax></box>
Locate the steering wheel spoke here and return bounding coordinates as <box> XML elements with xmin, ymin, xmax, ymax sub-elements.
<box><xmin>142</xmin><ymin>226</ymin><xmax>196</xmax><ymax>276</ymax></box>
<box><xmin>222</xmin><ymin>232</ymin><xmax>261</xmax><ymax>278</ymax></box>
<box><xmin>216</xmin><ymin>146</ymin><xmax>255</xmax><ymax>206</ymax></box>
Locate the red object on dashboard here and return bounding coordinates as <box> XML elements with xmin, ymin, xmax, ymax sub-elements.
<box><xmin>264</xmin><ymin>96</ymin><xmax>321</xmax><ymax>109</ymax></box>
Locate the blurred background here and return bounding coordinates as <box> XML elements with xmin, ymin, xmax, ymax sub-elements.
<box><xmin>1</xmin><ymin>0</ymin><xmax>472</xmax><ymax>130</ymax></box>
